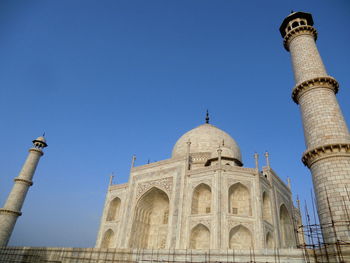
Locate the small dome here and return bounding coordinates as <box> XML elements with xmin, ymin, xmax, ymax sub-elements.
<box><xmin>35</xmin><ymin>136</ymin><xmax>46</xmax><ymax>143</ymax></box>
<box><xmin>172</xmin><ymin>124</ymin><xmax>242</xmax><ymax>163</ymax></box>
<box><xmin>32</xmin><ymin>136</ymin><xmax>48</xmax><ymax>148</ymax></box>
<box><xmin>211</xmin><ymin>147</ymin><xmax>235</xmax><ymax>158</ymax></box>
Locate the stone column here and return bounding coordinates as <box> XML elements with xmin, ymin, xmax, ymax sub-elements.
<box><xmin>280</xmin><ymin>12</ymin><xmax>350</xmax><ymax>243</ymax></box>
<box><xmin>0</xmin><ymin>136</ymin><xmax>47</xmax><ymax>246</ymax></box>
<box><xmin>216</xmin><ymin>147</ymin><xmax>222</xmax><ymax>248</ymax></box>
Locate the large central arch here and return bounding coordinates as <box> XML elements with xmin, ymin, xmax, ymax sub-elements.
<box><xmin>129</xmin><ymin>187</ymin><xmax>169</xmax><ymax>249</ymax></box>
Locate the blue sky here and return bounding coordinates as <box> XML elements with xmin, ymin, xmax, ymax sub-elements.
<box><xmin>0</xmin><ymin>0</ymin><xmax>349</xmax><ymax>247</ymax></box>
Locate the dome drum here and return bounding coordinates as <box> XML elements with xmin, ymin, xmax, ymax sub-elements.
<box><xmin>205</xmin><ymin>156</ymin><xmax>243</xmax><ymax>167</ymax></box>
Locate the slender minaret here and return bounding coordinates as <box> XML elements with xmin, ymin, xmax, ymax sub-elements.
<box><xmin>280</xmin><ymin>12</ymin><xmax>350</xmax><ymax>243</ymax></box>
<box><xmin>0</xmin><ymin>136</ymin><xmax>47</xmax><ymax>246</ymax></box>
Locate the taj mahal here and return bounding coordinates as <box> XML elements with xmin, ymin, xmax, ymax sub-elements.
<box><xmin>0</xmin><ymin>11</ymin><xmax>349</xmax><ymax>263</ymax></box>
<box><xmin>95</xmin><ymin>115</ymin><xmax>302</xmax><ymax>250</ymax></box>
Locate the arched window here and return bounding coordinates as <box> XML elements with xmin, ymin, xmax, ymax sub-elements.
<box><xmin>292</xmin><ymin>21</ymin><xmax>299</xmax><ymax>28</ymax></box>
<box><xmin>280</xmin><ymin>204</ymin><xmax>294</xmax><ymax>248</ymax></box>
<box><xmin>101</xmin><ymin>229</ymin><xmax>114</xmax><ymax>248</ymax></box>
<box><xmin>129</xmin><ymin>187</ymin><xmax>169</xmax><ymax>249</ymax></box>
<box><xmin>229</xmin><ymin>225</ymin><xmax>252</xmax><ymax>249</ymax></box>
<box><xmin>106</xmin><ymin>197</ymin><xmax>121</xmax><ymax>221</ymax></box>
<box><xmin>266</xmin><ymin>232</ymin><xmax>274</xmax><ymax>248</ymax></box>
<box><xmin>262</xmin><ymin>192</ymin><xmax>272</xmax><ymax>223</ymax></box>
<box><xmin>228</xmin><ymin>183</ymin><xmax>251</xmax><ymax>216</ymax></box>
<box><xmin>191</xmin><ymin>184</ymin><xmax>212</xmax><ymax>214</ymax></box>
<box><xmin>300</xmin><ymin>20</ymin><xmax>306</xmax><ymax>25</ymax></box>
<box><xmin>189</xmin><ymin>224</ymin><xmax>210</xmax><ymax>249</ymax></box>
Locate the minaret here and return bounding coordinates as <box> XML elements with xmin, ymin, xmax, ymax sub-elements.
<box><xmin>0</xmin><ymin>136</ymin><xmax>47</xmax><ymax>246</ymax></box>
<box><xmin>280</xmin><ymin>12</ymin><xmax>350</xmax><ymax>243</ymax></box>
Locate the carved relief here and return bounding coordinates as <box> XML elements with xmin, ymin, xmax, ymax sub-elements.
<box><xmin>191</xmin><ymin>180</ymin><xmax>212</xmax><ymax>189</ymax></box>
<box><xmin>227</xmin><ymin>220</ymin><xmax>253</xmax><ymax>233</ymax></box>
<box><xmin>134</xmin><ymin>167</ymin><xmax>178</xmax><ymax>180</ymax></box>
<box><xmin>227</xmin><ymin>178</ymin><xmax>251</xmax><ymax>189</ymax></box>
<box><xmin>190</xmin><ymin>152</ymin><xmax>211</xmax><ymax>163</ymax></box>
<box><xmin>190</xmin><ymin>218</ymin><xmax>211</xmax><ymax>230</ymax></box>
<box><xmin>136</xmin><ymin>177</ymin><xmax>173</xmax><ymax>199</ymax></box>
<box><xmin>276</xmin><ymin>189</ymin><xmax>291</xmax><ymax>209</ymax></box>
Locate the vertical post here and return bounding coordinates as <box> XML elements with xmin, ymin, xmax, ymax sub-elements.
<box><xmin>287</xmin><ymin>177</ymin><xmax>291</xmax><ymax>190</ymax></box>
<box><xmin>131</xmin><ymin>155</ymin><xmax>136</xmax><ymax>169</ymax></box>
<box><xmin>264</xmin><ymin>151</ymin><xmax>270</xmax><ymax>169</ymax></box>
<box><xmin>0</xmin><ymin>136</ymin><xmax>47</xmax><ymax>246</ymax></box>
<box><xmin>186</xmin><ymin>140</ymin><xmax>191</xmax><ymax>171</ymax></box>
<box><xmin>254</xmin><ymin>152</ymin><xmax>259</xmax><ymax>171</ymax></box>
<box><xmin>216</xmin><ymin>147</ymin><xmax>222</xmax><ymax>248</ymax></box>
<box><xmin>255</xmin><ymin>152</ymin><xmax>263</xmax><ymax>249</ymax></box>
<box><xmin>109</xmin><ymin>174</ymin><xmax>114</xmax><ymax>186</ymax></box>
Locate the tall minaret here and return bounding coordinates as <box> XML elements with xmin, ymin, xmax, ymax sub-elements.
<box><xmin>0</xmin><ymin>136</ymin><xmax>47</xmax><ymax>246</ymax></box>
<box><xmin>280</xmin><ymin>12</ymin><xmax>350</xmax><ymax>243</ymax></box>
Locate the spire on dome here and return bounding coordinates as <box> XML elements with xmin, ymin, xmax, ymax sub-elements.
<box><xmin>205</xmin><ymin>110</ymin><xmax>209</xmax><ymax>124</ymax></box>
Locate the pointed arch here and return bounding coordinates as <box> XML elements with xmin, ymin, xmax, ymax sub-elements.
<box><xmin>266</xmin><ymin>232</ymin><xmax>274</xmax><ymax>249</ymax></box>
<box><xmin>106</xmin><ymin>197</ymin><xmax>121</xmax><ymax>221</ymax></box>
<box><xmin>228</xmin><ymin>183</ymin><xmax>252</xmax><ymax>216</ymax></box>
<box><xmin>262</xmin><ymin>191</ymin><xmax>272</xmax><ymax>223</ymax></box>
<box><xmin>129</xmin><ymin>187</ymin><xmax>169</xmax><ymax>249</ymax></box>
<box><xmin>280</xmin><ymin>204</ymin><xmax>294</xmax><ymax>248</ymax></box>
<box><xmin>189</xmin><ymin>224</ymin><xmax>210</xmax><ymax>249</ymax></box>
<box><xmin>191</xmin><ymin>183</ymin><xmax>212</xmax><ymax>214</ymax></box>
<box><xmin>101</xmin><ymin>229</ymin><xmax>114</xmax><ymax>248</ymax></box>
<box><xmin>229</xmin><ymin>225</ymin><xmax>252</xmax><ymax>249</ymax></box>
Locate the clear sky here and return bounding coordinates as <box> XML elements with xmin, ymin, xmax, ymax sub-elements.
<box><xmin>0</xmin><ymin>0</ymin><xmax>349</xmax><ymax>247</ymax></box>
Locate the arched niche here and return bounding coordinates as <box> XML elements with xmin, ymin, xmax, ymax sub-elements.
<box><xmin>266</xmin><ymin>232</ymin><xmax>274</xmax><ymax>249</ymax></box>
<box><xmin>106</xmin><ymin>197</ymin><xmax>121</xmax><ymax>221</ymax></box>
<box><xmin>191</xmin><ymin>183</ymin><xmax>212</xmax><ymax>214</ymax></box>
<box><xmin>262</xmin><ymin>192</ymin><xmax>272</xmax><ymax>223</ymax></box>
<box><xmin>228</xmin><ymin>183</ymin><xmax>252</xmax><ymax>216</ymax></box>
<box><xmin>189</xmin><ymin>224</ymin><xmax>210</xmax><ymax>249</ymax></box>
<box><xmin>229</xmin><ymin>225</ymin><xmax>252</xmax><ymax>249</ymax></box>
<box><xmin>280</xmin><ymin>204</ymin><xmax>294</xmax><ymax>248</ymax></box>
<box><xmin>129</xmin><ymin>187</ymin><xmax>169</xmax><ymax>249</ymax></box>
<box><xmin>101</xmin><ymin>229</ymin><xmax>114</xmax><ymax>248</ymax></box>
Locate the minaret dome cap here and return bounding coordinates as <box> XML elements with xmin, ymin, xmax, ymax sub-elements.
<box><xmin>279</xmin><ymin>11</ymin><xmax>314</xmax><ymax>37</ymax></box>
<box><xmin>32</xmin><ymin>136</ymin><xmax>48</xmax><ymax>148</ymax></box>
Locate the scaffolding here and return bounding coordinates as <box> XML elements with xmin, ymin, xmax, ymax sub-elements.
<box><xmin>296</xmin><ymin>189</ymin><xmax>350</xmax><ymax>263</ymax></box>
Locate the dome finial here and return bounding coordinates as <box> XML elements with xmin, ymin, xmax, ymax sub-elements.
<box><xmin>205</xmin><ymin>110</ymin><xmax>209</xmax><ymax>124</ymax></box>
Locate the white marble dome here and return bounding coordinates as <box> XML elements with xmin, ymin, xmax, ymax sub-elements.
<box><xmin>172</xmin><ymin>123</ymin><xmax>242</xmax><ymax>163</ymax></box>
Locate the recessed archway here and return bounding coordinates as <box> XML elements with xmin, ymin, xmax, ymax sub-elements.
<box><xmin>229</xmin><ymin>225</ymin><xmax>252</xmax><ymax>249</ymax></box>
<box><xmin>101</xmin><ymin>229</ymin><xmax>114</xmax><ymax>248</ymax></box>
<box><xmin>266</xmin><ymin>232</ymin><xmax>274</xmax><ymax>249</ymax></box>
<box><xmin>106</xmin><ymin>197</ymin><xmax>121</xmax><ymax>221</ymax></box>
<box><xmin>262</xmin><ymin>192</ymin><xmax>272</xmax><ymax>223</ymax></box>
<box><xmin>191</xmin><ymin>183</ymin><xmax>212</xmax><ymax>214</ymax></box>
<box><xmin>129</xmin><ymin>187</ymin><xmax>169</xmax><ymax>249</ymax></box>
<box><xmin>280</xmin><ymin>204</ymin><xmax>294</xmax><ymax>248</ymax></box>
<box><xmin>189</xmin><ymin>224</ymin><xmax>210</xmax><ymax>249</ymax></box>
<box><xmin>228</xmin><ymin>183</ymin><xmax>252</xmax><ymax>216</ymax></box>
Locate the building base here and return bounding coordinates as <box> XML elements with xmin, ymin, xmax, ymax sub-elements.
<box><xmin>1</xmin><ymin>246</ymin><xmax>349</xmax><ymax>262</ymax></box>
